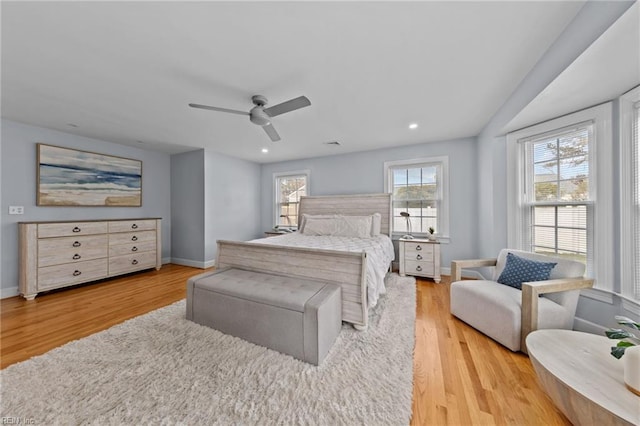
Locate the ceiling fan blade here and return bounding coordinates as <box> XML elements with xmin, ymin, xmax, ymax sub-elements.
<box><xmin>262</xmin><ymin>123</ymin><xmax>281</xmax><ymax>142</ymax></box>
<box><xmin>188</xmin><ymin>103</ymin><xmax>249</xmax><ymax>116</ymax></box>
<box><xmin>264</xmin><ymin>96</ymin><xmax>311</xmax><ymax>117</ymax></box>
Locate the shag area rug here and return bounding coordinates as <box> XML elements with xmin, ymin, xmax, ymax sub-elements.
<box><xmin>1</xmin><ymin>273</ymin><xmax>416</xmax><ymax>425</ymax></box>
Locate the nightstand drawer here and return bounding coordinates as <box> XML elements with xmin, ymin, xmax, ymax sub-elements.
<box><xmin>403</xmin><ymin>242</ymin><xmax>434</xmax><ymax>256</ymax></box>
<box><xmin>404</xmin><ymin>260</ymin><xmax>434</xmax><ymax>276</ymax></box>
<box><xmin>399</xmin><ymin>237</ymin><xmax>441</xmax><ymax>283</ymax></box>
<box><xmin>404</xmin><ymin>251</ymin><xmax>433</xmax><ymax>262</ymax></box>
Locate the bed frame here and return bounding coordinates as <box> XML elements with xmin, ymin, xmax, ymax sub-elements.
<box><xmin>216</xmin><ymin>193</ymin><xmax>392</xmax><ymax>330</ymax></box>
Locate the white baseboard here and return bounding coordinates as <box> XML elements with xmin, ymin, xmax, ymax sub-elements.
<box><xmin>170</xmin><ymin>258</ymin><xmax>215</xmax><ymax>269</ymax></box>
<box><xmin>162</xmin><ymin>257</ymin><xmax>172</xmax><ymax>265</ymax></box>
<box><xmin>1</xmin><ymin>286</ymin><xmax>19</xmax><ymax>299</ymax></box>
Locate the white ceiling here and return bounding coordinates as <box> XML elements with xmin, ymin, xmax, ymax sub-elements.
<box><xmin>504</xmin><ymin>2</ymin><xmax>640</xmax><ymax>134</ymax></box>
<box><xmin>1</xmin><ymin>1</ymin><xmax>588</xmax><ymax>163</ymax></box>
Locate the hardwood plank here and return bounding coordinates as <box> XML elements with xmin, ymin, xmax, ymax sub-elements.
<box><xmin>0</xmin><ymin>266</ymin><xmax>570</xmax><ymax>425</ymax></box>
<box><xmin>410</xmin><ymin>276</ymin><xmax>571</xmax><ymax>426</ymax></box>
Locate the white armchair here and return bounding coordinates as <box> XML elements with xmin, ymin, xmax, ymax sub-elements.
<box><xmin>450</xmin><ymin>249</ymin><xmax>593</xmax><ymax>353</ymax></box>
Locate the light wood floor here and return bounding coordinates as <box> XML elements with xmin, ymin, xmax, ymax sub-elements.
<box><xmin>1</xmin><ymin>264</ymin><xmax>569</xmax><ymax>425</ymax></box>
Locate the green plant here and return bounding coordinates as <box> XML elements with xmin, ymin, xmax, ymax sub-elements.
<box><xmin>605</xmin><ymin>316</ymin><xmax>640</xmax><ymax>359</ymax></box>
<box><xmin>428</xmin><ymin>226</ymin><xmax>435</xmax><ymax>235</ymax></box>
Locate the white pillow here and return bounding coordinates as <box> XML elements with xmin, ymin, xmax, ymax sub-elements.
<box><xmin>371</xmin><ymin>213</ymin><xmax>381</xmax><ymax>236</ymax></box>
<box><xmin>300</xmin><ymin>213</ymin><xmax>381</xmax><ymax>237</ymax></box>
<box><xmin>301</xmin><ymin>216</ymin><xmax>339</xmax><ymax>236</ymax></box>
<box><xmin>299</xmin><ymin>214</ymin><xmax>336</xmax><ymax>233</ymax></box>
<box><xmin>335</xmin><ymin>215</ymin><xmax>373</xmax><ymax>238</ymax></box>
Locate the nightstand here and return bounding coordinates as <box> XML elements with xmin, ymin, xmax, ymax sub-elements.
<box><xmin>399</xmin><ymin>237</ymin><xmax>441</xmax><ymax>283</ymax></box>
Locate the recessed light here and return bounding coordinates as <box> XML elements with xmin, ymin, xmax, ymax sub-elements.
<box><xmin>261</xmin><ymin>148</ymin><xmax>269</xmax><ymax>154</ymax></box>
<box><xmin>409</xmin><ymin>123</ymin><xmax>418</xmax><ymax>129</ymax></box>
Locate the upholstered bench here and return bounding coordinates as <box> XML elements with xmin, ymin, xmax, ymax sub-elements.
<box><xmin>186</xmin><ymin>267</ymin><xmax>342</xmax><ymax>366</ymax></box>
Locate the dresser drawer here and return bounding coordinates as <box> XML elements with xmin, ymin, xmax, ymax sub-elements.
<box><xmin>109</xmin><ymin>251</ymin><xmax>157</xmax><ymax>276</ymax></box>
<box><xmin>38</xmin><ymin>258</ymin><xmax>108</xmax><ymax>290</ymax></box>
<box><xmin>38</xmin><ymin>221</ymin><xmax>107</xmax><ymax>238</ymax></box>
<box><xmin>109</xmin><ymin>240</ymin><xmax>156</xmax><ymax>257</ymax></box>
<box><xmin>109</xmin><ymin>230</ymin><xmax>156</xmax><ymax>246</ymax></box>
<box><xmin>108</xmin><ymin>219</ymin><xmax>157</xmax><ymax>234</ymax></box>
<box><xmin>404</xmin><ymin>260</ymin><xmax>435</xmax><ymax>276</ymax></box>
<box><xmin>38</xmin><ymin>235</ymin><xmax>108</xmax><ymax>267</ymax></box>
<box><xmin>403</xmin><ymin>242</ymin><xmax>434</xmax><ymax>256</ymax></box>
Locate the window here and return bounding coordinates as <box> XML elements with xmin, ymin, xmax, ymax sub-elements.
<box><xmin>274</xmin><ymin>171</ymin><xmax>309</xmax><ymax>229</ymax></box>
<box><xmin>507</xmin><ymin>104</ymin><xmax>613</xmax><ymax>294</ymax></box>
<box><xmin>621</xmin><ymin>86</ymin><xmax>640</xmax><ymax>303</ymax></box>
<box><xmin>384</xmin><ymin>157</ymin><xmax>449</xmax><ymax>240</ymax></box>
<box><xmin>524</xmin><ymin>125</ymin><xmax>591</xmax><ymax>266</ymax></box>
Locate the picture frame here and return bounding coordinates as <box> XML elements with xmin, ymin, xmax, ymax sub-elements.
<box><xmin>37</xmin><ymin>143</ymin><xmax>142</xmax><ymax>207</ymax></box>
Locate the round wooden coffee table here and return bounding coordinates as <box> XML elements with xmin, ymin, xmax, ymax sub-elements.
<box><xmin>527</xmin><ymin>329</ymin><xmax>639</xmax><ymax>426</ymax></box>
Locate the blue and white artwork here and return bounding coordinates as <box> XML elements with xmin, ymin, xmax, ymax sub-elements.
<box><xmin>37</xmin><ymin>144</ymin><xmax>142</xmax><ymax>206</ymax></box>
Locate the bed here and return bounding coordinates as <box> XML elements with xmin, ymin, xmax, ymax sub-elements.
<box><xmin>215</xmin><ymin>193</ymin><xmax>394</xmax><ymax>330</ymax></box>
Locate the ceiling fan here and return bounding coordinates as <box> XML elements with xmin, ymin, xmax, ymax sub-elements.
<box><xmin>189</xmin><ymin>95</ymin><xmax>311</xmax><ymax>142</ymax></box>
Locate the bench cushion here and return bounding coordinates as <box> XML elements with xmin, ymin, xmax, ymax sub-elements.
<box><xmin>186</xmin><ymin>267</ymin><xmax>342</xmax><ymax>365</ymax></box>
<box><xmin>188</xmin><ymin>268</ymin><xmax>328</xmax><ymax>312</ymax></box>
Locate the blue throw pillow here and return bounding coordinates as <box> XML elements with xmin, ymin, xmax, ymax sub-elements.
<box><xmin>497</xmin><ymin>252</ymin><xmax>557</xmax><ymax>290</ymax></box>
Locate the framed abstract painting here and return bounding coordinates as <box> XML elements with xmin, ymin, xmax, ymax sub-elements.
<box><xmin>37</xmin><ymin>143</ymin><xmax>142</xmax><ymax>207</ymax></box>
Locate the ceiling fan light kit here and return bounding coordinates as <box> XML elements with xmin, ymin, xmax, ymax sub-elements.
<box><xmin>189</xmin><ymin>94</ymin><xmax>311</xmax><ymax>142</ymax></box>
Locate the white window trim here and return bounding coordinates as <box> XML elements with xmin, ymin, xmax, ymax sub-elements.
<box><xmin>620</xmin><ymin>85</ymin><xmax>640</xmax><ymax>304</ymax></box>
<box><xmin>384</xmin><ymin>156</ymin><xmax>450</xmax><ymax>243</ymax></box>
<box><xmin>506</xmin><ymin>103</ymin><xmax>614</xmax><ymax>296</ymax></box>
<box><xmin>273</xmin><ymin>169</ymin><xmax>310</xmax><ymax>229</ymax></box>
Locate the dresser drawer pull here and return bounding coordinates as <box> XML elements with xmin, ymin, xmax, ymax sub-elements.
<box><xmin>72</xmin><ymin>270</ymin><xmax>82</xmax><ymax>276</ymax></box>
<box><xmin>416</xmin><ymin>254</ymin><xmax>423</xmax><ymax>260</ymax></box>
<box><xmin>416</xmin><ymin>265</ymin><xmax>422</xmax><ymax>272</ymax></box>
<box><xmin>131</xmin><ymin>246</ymin><xmax>138</xmax><ymax>252</ymax></box>
<box><xmin>415</xmin><ymin>245</ymin><xmax>422</xmax><ymax>251</ymax></box>
<box><xmin>72</xmin><ymin>254</ymin><xmax>81</xmax><ymax>260</ymax></box>
<box><xmin>131</xmin><ymin>224</ymin><xmax>138</xmax><ymax>229</ymax></box>
<box><xmin>72</xmin><ymin>227</ymin><xmax>81</xmax><ymax>233</ymax></box>
<box><xmin>131</xmin><ymin>259</ymin><xmax>139</xmax><ymax>265</ymax></box>
<box><xmin>131</xmin><ymin>236</ymin><xmax>138</xmax><ymax>241</ymax></box>
<box><xmin>72</xmin><ymin>241</ymin><xmax>81</xmax><ymax>247</ymax></box>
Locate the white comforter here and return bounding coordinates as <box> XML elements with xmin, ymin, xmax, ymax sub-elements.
<box><xmin>250</xmin><ymin>233</ymin><xmax>395</xmax><ymax>307</ymax></box>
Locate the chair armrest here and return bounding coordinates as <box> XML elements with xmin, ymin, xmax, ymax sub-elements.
<box><xmin>521</xmin><ymin>278</ymin><xmax>594</xmax><ymax>353</ymax></box>
<box><xmin>450</xmin><ymin>258</ymin><xmax>497</xmax><ymax>282</ymax></box>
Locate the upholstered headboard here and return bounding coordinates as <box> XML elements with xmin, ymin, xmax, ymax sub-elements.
<box><xmin>297</xmin><ymin>193</ymin><xmax>392</xmax><ymax>236</ymax></box>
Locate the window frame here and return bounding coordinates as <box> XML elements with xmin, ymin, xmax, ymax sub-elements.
<box><xmin>273</xmin><ymin>170</ymin><xmax>310</xmax><ymax>230</ymax></box>
<box><xmin>384</xmin><ymin>156</ymin><xmax>450</xmax><ymax>242</ymax></box>
<box><xmin>507</xmin><ymin>103</ymin><xmax>613</xmax><ymax>299</ymax></box>
<box><xmin>620</xmin><ymin>85</ymin><xmax>640</xmax><ymax>310</ymax></box>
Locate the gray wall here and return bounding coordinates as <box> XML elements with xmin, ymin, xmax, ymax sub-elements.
<box><xmin>260</xmin><ymin>138</ymin><xmax>479</xmax><ymax>269</ymax></box>
<box><xmin>169</xmin><ymin>149</ymin><xmax>262</xmax><ymax>266</ymax></box>
<box><xmin>475</xmin><ymin>1</ymin><xmax>639</xmax><ymax>328</ymax></box>
<box><xmin>1</xmin><ymin>119</ymin><xmax>172</xmax><ymax>297</ymax></box>
<box><xmin>170</xmin><ymin>149</ymin><xmax>205</xmax><ymax>264</ymax></box>
<box><xmin>204</xmin><ymin>150</ymin><xmax>262</xmax><ymax>261</ymax></box>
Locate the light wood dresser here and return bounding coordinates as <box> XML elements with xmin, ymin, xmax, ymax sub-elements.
<box><xmin>19</xmin><ymin>218</ymin><xmax>161</xmax><ymax>300</ymax></box>
<box><xmin>399</xmin><ymin>237</ymin><xmax>441</xmax><ymax>283</ymax></box>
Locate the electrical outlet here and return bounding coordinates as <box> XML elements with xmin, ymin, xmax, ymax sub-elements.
<box><xmin>9</xmin><ymin>206</ymin><xmax>24</xmax><ymax>215</ymax></box>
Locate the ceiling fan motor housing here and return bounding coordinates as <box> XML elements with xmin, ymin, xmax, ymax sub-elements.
<box><xmin>250</xmin><ymin>106</ymin><xmax>271</xmax><ymax>126</ymax></box>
